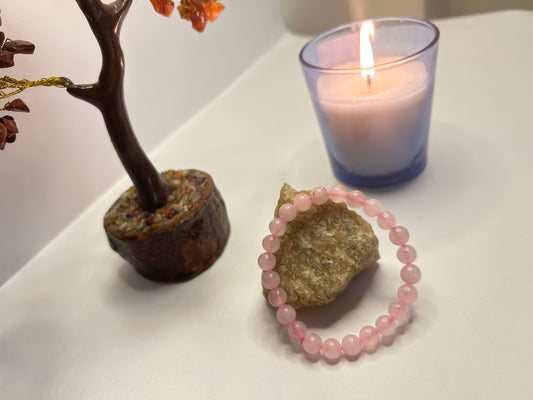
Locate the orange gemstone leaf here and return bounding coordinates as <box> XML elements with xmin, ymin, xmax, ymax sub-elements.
<box><xmin>204</xmin><ymin>2</ymin><xmax>224</xmax><ymax>22</ymax></box>
<box><xmin>177</xmin><ymin>0</ymin><xmax>224</xmax><ymax>32</ymax></box>
<box><xmin>150</xmin><ymin>0</ymin><xmax>175</xmax><ymax>17</ymax></box>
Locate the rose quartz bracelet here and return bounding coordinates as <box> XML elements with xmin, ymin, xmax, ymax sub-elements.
<box><xmin>258</xmin><ymin>184</ymin><xmax>421</xmax><ymax>362</ymax></box>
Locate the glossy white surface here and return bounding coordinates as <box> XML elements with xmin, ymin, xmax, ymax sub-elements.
<box><xmin>1</xmin><ymin>11</ymin><xmax>532</xmax><ymax>399</ymax></box>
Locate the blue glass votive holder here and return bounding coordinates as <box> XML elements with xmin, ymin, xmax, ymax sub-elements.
<box><xmin>299</xmin><ymin>18</ymin><xmax>439</xmax><ymax>187</ymax></box>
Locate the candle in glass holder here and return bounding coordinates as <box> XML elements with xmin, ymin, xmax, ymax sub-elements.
<box><xmin>300</xmin><ymin>18</ymin><xmax>439</xmax><ymax>187</ymax></box>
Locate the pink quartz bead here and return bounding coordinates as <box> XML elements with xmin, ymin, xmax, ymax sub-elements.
<box><xmin>359</xmin><ymin>325</ymin><xmax>380</xmax><ymax>348</ymax></box>
<box><xmin>322</xmin><ymin>338</ymin><xmax>342</xmax><ymax>362</ymax></box>
<box><xmin>269</xmin><ymin>218</ymin><xmax>287</xmax><ymax>236</ymax></box>
<box><xmin>288</xmin><ymin>321</ymin><xmax>307</xmax><ymax>342</ymax></box>
<box><xmin>293</xmin><ymin>193</ymin><xmax>312</xmax><ymax>211</ymax></box>
<box><xmin>310</xmin><ymin>186</ymin><xmax>329</xmax><ymax>205</ymax></box>
<box><xmin>268</xmin><ymin>288</ymin><xmax>287</xmax><ymax>307</ymax></box>
<box><xmin>388</xmin><ymin>301</ymin><xmax>409</xmax><ymax>322</ymax></box>
<box><xmin>257</xmin><ymin>252</ymin><xmax>276</xmax><ymax>271</ymax></box>
<box><xmin>341</xmin><ymin>334</ymin><xmax>362</xmax><ymax>358</ymax></box>
<box><xmin>329</xmin><ymin>184</ymin><xmax>347</xmax><ymax>203</ymax></box>
<box><xmin>397</xmin><ymin>245</ymin><xmax>417</xmax><ymax>264</ymax></box>
<box><xmin>261</xmin><ymin>270</ymin><xmax>280</xmax><ymax>289</ymax></box>
<box><xmin>398</xmin><ymin>283</ymin><xmax>418</xmax><ymax>304</ymax></box>
<box><xmin>401</xmin><ymin>264</ymin><xmax>421</xmax><ymax>284</ymax></box>
<box><xmin>262</xmin><ymin>235</ymin><xmax>280</xmax><ymax>253</ymax></box>
<box><xmin>363</xmin><ymin>199</ymin><xmax>382</xmax><ymax>217</ymax></box>
<box><xmin>302</xmin><ymin>333</ymin><xmax>323</xmax><ymax>356</ymax></box>
<box><xmin>279</xmin><ymin>203</ymin><xmax>297</xmax><ymax>222</ymax></box>
<box><xmin>389</xmin><ymin>226</ymin><xmax>409</xmax><ymax>245</ymax></box>
<box><xmin>376</xmin><ymin>315</ymin><xmax>396</xmax><ymax>336</ymax></box>
<box><xmin>377</xmin><ymin>211</ymin><xmax>396</xmax><ymax>230</ymax></box>
<box><xmin>276</xmin><ymin>304</ymin><xmax>296</xmax><ymax>325</ymax></box>
<box><xmin>347</xmin><ymin>190</ymin><xmax>365</xmax><ymax>208</ymax></box>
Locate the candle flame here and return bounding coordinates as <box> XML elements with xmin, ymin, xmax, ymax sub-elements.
<box><xmin>360</xmin><ymin>21</ymin><xmax>375</xmax><ymax>85</ymax></box>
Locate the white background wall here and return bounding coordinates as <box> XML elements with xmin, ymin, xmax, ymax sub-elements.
<box><xmin>0</xmin><ymin>0</ymin><xmax>284</xmax><ymax>285</ymax></box>
<box><xmin>433</xmin><ymin>0</ymin><xmax>533</xmax><ymax>17</ymax></box>
<box><xmin>278</xmin><ymin>0</ymin><xmax>533</xmax><ymax>34</ymax></box>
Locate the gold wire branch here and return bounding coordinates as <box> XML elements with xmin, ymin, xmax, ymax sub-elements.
<box><xmin>0</xmin><ymin>76</ymin><xmax>72</xmax><ymax>99</ymax></box>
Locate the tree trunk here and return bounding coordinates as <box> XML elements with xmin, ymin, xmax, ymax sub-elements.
<box><xmin>67</xmin><ymin>0</ymin><xmax>168</xmax><ymax>211</ymax></box>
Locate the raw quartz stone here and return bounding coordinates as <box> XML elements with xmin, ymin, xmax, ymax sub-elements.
<box><xmin>265</xmin><ymin>183</ymin><xmax>380</xmax><ymax>309</ymax></box>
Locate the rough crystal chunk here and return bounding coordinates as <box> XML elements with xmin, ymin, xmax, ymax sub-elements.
<box><xmin>265</xmin><ymin>183</ymin><xmax>379</xmax><ymax>309</ymax></box>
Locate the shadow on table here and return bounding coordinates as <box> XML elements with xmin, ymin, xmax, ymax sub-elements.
<box><xmin>296</xmin><ymin>263</ymin><xmax>380</xmax><ymax>328</ymax></box>
<box><xmin>115</xmin><ymin>261</ymin><xmax>166</xmax><ymax>291</ymax></box>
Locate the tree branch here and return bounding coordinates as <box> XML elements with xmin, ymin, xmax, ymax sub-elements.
<box><xmin>110</xmin><ymin>0</ymin><xmax>133</xmax><ymax>15</ymax></box>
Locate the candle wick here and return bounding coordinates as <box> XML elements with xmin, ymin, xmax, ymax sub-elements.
<box><xmin>366</xmin><ymin>75</ymin><xmax>372</xmax><ymax>87</ymax></box>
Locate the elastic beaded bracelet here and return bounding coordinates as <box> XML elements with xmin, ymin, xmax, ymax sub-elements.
<box><xmin>258</xmin><ymin>184</ymin><xmax>421</xmax><ymax>362</ymax></box>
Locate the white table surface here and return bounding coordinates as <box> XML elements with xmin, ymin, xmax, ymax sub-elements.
<box><xmin>1</xmin><ymin>10</ymin><xmax>532</xmax><ymax>399</ymax></box>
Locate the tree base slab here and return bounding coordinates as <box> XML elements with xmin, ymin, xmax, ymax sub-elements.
<box><xmin>103</xmin><ymin>169</ymin><xmax>230</xmax><ymax>282</ymax></box>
